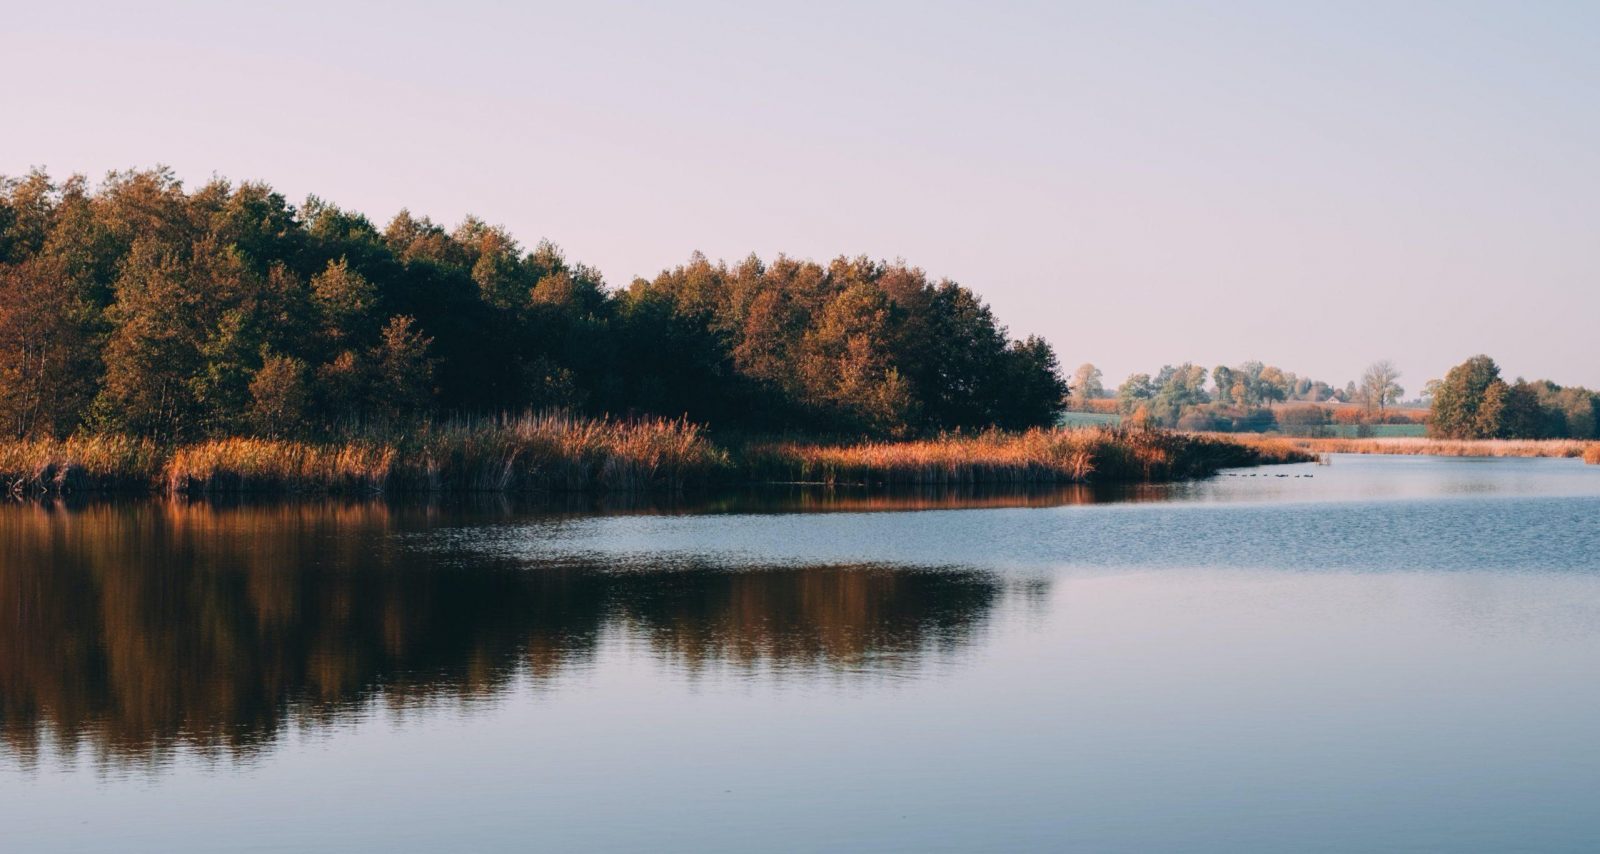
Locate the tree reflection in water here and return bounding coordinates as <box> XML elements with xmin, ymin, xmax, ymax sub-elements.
<box><xmin>0</xmin><ymin>499</ymin><xmax>1028</xmax><ymax>768</ymax></box>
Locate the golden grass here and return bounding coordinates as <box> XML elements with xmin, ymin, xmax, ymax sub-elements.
<box><xmin>2</xmin><ymin>420</ymin><xmax>1309</xmax><ymax>496</ymax></box>
<box><xmin>1239</xmin><ymin>436</ymin><xmax>1599</xmax><ymax>459</ymax></box>
<box><xmin>165</xmin><ymin>439</ymin><xmax>397</xmax><ymax>495</ymax></box>
<box><xmin>400</xmin><ymin>412</ymin><xmax>730</xmax><ymax>494</ymax></box>
<box><xmin>0</xmin><ymin>435</ymin><xmax>165</xmax><ymax>494</ymax></box>
<box><xmin>3</xmin><ymin>413</ymin><xmax>729</xmax><ymax>496</ymax></box>
<box><xmin>1585</xmin><ymin>444</ymin><xmax>1600</xmax><ymax>465</ymax></box>
<box><xmin>745</xmin><ymin>427</ymin><xmax>1311</xmax><ymax>486</ymax></box>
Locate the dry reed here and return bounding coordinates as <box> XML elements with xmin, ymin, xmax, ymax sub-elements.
<box><xmin>1238</xmin><ymin>436</ymin><xmax>1599</xmax><ymax>459</ymax></box>
<box><xmin>3</xmin><ymin>412</ymin><xmax>728</xmax><ymax>496</ymax></box>
<box><xmin>2</xmin><ymin>419</ymin><xmax>1309</xmax><ymax>497</ymax></box>
<box><xmin>0</xmin><ymin>435</ymin><xmax>165</xmax><ymax>495</ymax></box>
<box><xmin>745</xmin><ymin>427</ymin><xmax>1311</xmax><ymax>486</ymax></box>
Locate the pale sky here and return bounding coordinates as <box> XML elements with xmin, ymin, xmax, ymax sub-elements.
<box><xmin>6</xmin><ymin>0</ymin><xmax>1598</xmax><ymax>389</ymax></box>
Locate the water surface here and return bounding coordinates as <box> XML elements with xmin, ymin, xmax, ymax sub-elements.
<box><xmin>4</xmin><ymin>455</ymin><xmax>1600</xmax><ymax>852</ymax></box>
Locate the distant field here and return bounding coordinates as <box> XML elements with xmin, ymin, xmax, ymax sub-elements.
<box><xmin>1059</xmin><ymin>411</ymin><xmax>1121</xmax><ymax>428</ymax></box>
<box><xmin>1227</xmin><ymin>435</ymin><xmax>1599</xmax><ymax>461</ymax></box>
<box><xmin>1316</xmin><ymin>424</ymin><xmax>1428</xmax><ymax>438</ymax></box>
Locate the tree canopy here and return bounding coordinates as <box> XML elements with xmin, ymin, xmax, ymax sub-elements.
<box><xmin>0</xmin><ymin>169</ymin><xmax>1068</xmax><ymax>440</ymax></box>
<box><xmin>1428</xmin><ymin>354</ymin><xmax>1598</xmax><ymax>439</ymax></box>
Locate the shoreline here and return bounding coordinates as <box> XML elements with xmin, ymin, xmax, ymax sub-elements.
<box><xmin>2</xmin><ymin>419</ymin><xmax>1311</xmax><ymax>498</ymax></box>
<box><xmin>1217</xmin><ymin>434</ymin><xmax>1600</xmax><ymax>463</ymax></box>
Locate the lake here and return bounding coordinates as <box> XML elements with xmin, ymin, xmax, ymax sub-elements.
<box><xmin>4</xmin><ymin>454</ymin><xmax>1600</xmax><ymax>852</ymax></box>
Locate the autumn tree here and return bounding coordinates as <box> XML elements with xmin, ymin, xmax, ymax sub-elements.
<box><xmin>1358</xmin><ymin>360</ymin><xmax>1405</xmax><ymax>413</ymax></box>
<box><xmin>370</xmin><ymin>316</ymin><xmax>436</xmax><ymax>421</ymax></box>
<box><xmin>248</xmin><ymin>352</ymin><xmax>310</xmax><ymax>437</ymax></box>
<box><xmin>1070</xmin><ymin>363</ymin><xmax>1104</xmax><ymax>403</ymax></box>
<box><xmin>1429</xmin><ymin>355</ymin><xmax>1503</xmax><ymax>439</ymax></box>
<box><xmin>1</xmin><ymin>168</ymin><xmax>1069</xmax><ymax>439</ymax></box>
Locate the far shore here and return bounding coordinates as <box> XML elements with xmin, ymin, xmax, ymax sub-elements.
<box><xmin>1217</xmin><ymin>434</ymin><xmax>1600</xmax><ymax>464</ymax></box>
<box><xmin>1</xmin><ymin>416</ymin><xmax>1311</xmax><ymax>498</ymax></box>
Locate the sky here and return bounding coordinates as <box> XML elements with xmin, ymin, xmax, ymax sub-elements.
<box><xmin>5</xmin><ymin>0</ymin><xmax>1598</xmax><ymax>389</ymax></box>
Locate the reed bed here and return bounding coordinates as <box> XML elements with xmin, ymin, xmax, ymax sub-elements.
<box><xmin>3</xmin><ymin>413</ymin><xmax>729</xmax><ymax>497</ymax></box>
<box><xmin>745</xmin><ymin>427</ymin><xmax>1311</xmax><ymax>486</ymax></box>
<box><xmin>165</xmin><ymin>439</ymin><xmax>397</xmax><ymax>495</ymax></box>
<box><xmin>398</xmin><ymin>412</ymin><xmax>730</xmax><ymax>494</ymax></box>
<box><xmin>1239</xmin><ymin>436</ymin><xmax>1600</xmax><ymax>460</ymax></box>
<box><xmin>2</xmin><ymin>419</ymin><xmax>1308</xmax><ymax>497</ymax></box>
<box><xmin>1584</xmin><ymin>444</ymin><xmax>1600</xmax><ymax>465</ymax></box>
<box><xmin>1</xmin><ymin>435</ymin><xmax>166</xmax><ymax>495</ymax></box>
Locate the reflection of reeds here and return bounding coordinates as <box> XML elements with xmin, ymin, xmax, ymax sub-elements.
<box><xmin>744</xmin><ymin>427</ymin><xmax>1310</xmax><ymax>486</ymax></box>
<box><xmin>1240</xmin><ymin>435</ymin><xmax>1600</xmax><ymax>460</ymax></box>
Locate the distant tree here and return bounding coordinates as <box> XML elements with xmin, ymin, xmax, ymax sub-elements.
<box><xmin>1531</xmin><ymin>382</ymin><xmax>1600</xmax><ymax>439</ymax></box>
<box><xmin>1116</xmin><ymin>373</ymin><xmax>1154</xmax><ymax>415</ymax></box>
<box><xmin>1070</xmin><ymin>363</ymin><xmax>1105</xmax><ymax>402</ymax></box>
<box><xmin>1256</xmin><ymin>366</ymin><xmax>1289</xmax><ymax>408</ymax></box>
<box><xmin>1150</xmin><ymin>363</ymin><xmax>1210</xmax><ymax>425</ymax></box>
<box><xmin>1212</xmin><ymin>366</ymin><xmax>1235</xmax><ymax>405</ymax></box>
<box><xmin>1358</xmin><ymin>360</ymin><xmax>1405</xmax><ymax>413</ymax></box>
<box><xmin>1430</xmin><ymin>355</ymin><xmax>1503</xmax><ymax>439</ymax></box>
<box><xmin>1496</xmin><ymin>380</ymin><xmax>1544</xmax><ymax>439</ymax></box>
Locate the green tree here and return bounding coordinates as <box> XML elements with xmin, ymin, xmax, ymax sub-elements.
<box><xmin>1495</xmin><ymin>380</ymin><xmax>1544</xmax><ymax>439</ymax></box>
<box><xmin>1430</xmin><ymin>355</ymin><xmax>1502</xmax><ymax>439</ymax></box>
<box><xmin>998</xmin><ymin>337</ymin><xmax>1070</xmax><ymax>429</ymax></box>
<box><xmin>1117</xmin><ymin>373</ymin><xmax>1154</xmax><ymax>414</ymax></box>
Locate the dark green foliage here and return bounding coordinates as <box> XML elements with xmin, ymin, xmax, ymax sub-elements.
<box><xmin>1428</xmin><ymin>355</ymin><xmax>1600</xmax><ymax>439</ymax></box>
<box><xmin>0</xmin><ymin>169</ymin><xmax>1068</xmax><ymax>440</ymax></box>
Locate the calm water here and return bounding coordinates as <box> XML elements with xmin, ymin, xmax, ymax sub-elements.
<box><xmin>4</xmin><ymin>455</ymin><xmax>1600</xmax><ymax>852</ymax></box>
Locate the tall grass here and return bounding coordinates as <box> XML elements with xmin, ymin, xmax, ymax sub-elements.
<box><xmin>2</xmin><ymin>419</ymin><xmax>1308</xmax><ymax>497</ymax></box>
<box><xmin>165</xmin><ymin>439</ymin><xmax>398</xmax><ymax>495</ymax></box>
<box><xmin>0</xmin><ymin>435</ymin><xmax>165</xmax><ymax>494</ymax></box>
<box><xmin>4</xmin><ymin>413</ymin><xmax>728</xmax><ymax>497</ymax></box>
<box><xmin>396</xmin><ymin>412</ymin><xmax>730</xmax><ymax>494</ymax></box>
<box><xmin>1585</xmin><ymin>444</ymin><xmax>1600</xmax><ymax>465</ymax></box>
<box><xmin>744</xmin><ymin>427</ymin><xmax>1310</xmax><ymax>486</ymax></box>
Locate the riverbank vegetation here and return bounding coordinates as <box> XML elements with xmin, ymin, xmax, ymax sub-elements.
<box><xmin>1</xmin><ymin>169</ymin><xmax>1331</xmax><ymax>496</ymax></box>
<box><xmin>3</xmin><ymin>413</ymin><xmax>728</xmax><ymax>496</ymax></box>
<box><xmin>1426</xmin><ymin>355</ymin><xmax>1600</xmax><ymax>440</ymax></box>
<box><xmin>0</xmin><ymin>168</ymin><xmax>1065</xmax><ymax>442</ymax></box>
<box><xmin>747</xmin><ymin>427</ymin><xmax>1309</xmax><ymax>486</ymax></box>
<box><xmin>1070</xmin><ymin>359</ymin><xmax>1426</xmax><ymax>434</ymax></box>
<box><xmin>1</xmin><ymin>417</ymin><xmax>1310</xmax><ymax>497</ymax></box>
<box><xmin>1231</xmin><ymin>435</ymin><xmax>1599</xmax><ymax>461</ymax></box>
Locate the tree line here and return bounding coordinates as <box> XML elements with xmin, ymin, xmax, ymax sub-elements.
<box><xmin>1069</xmin><ymin>359</ymin><xmax>1410</xmax><ymax>430</ymax></box>
<box><xmin>0</xmin><ymin>169</ymin><xmax>1067</xmax><ymax>441</ymax></box>
<box><xmin>1428</xmin><ymin>355</ymin><xmax>1599</xmax><ymax>440</ymax></box>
